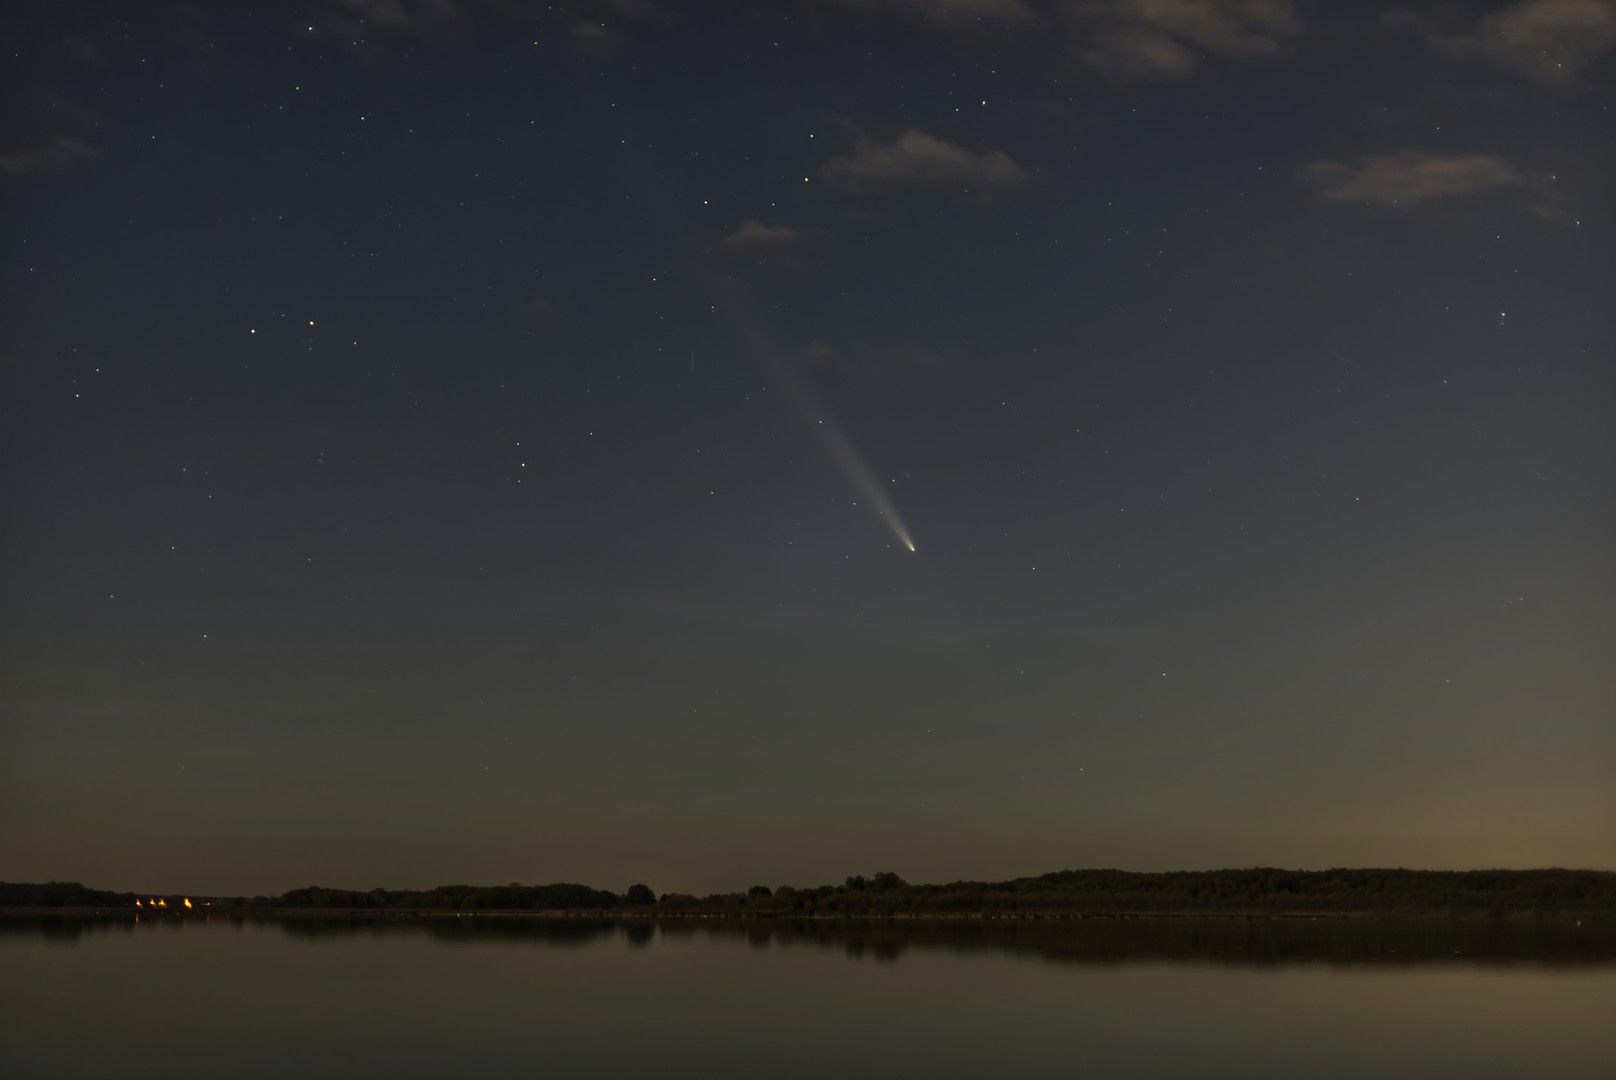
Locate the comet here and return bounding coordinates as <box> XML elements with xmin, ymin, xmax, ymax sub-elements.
<box><xmin>594</xmin><ymin>137</ymin><xmax>919</xmax><ymax>553</ymax></box>
<box><xmin>593</xmin><ymin>129</ymin><xmax>919</xmax><ymax>554</ymax></box>
<box><xmin>716</xmin><ymin>282</ymin><xmax>919</xmax><ymax>554</ymax></box>
<box><xmin>779</xmin><ymin>364</ymin><xmax>918</xmax><ymax>554</ymax></box>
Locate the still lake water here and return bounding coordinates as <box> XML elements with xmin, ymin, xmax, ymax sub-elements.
<box><xmin>3</xmin><ymin>915</ymin><xmax>1613</xmax><ymax>1078</ymax></box>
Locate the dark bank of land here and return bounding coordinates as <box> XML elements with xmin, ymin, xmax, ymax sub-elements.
<box><xmin>4</xmin><ymin>867</ymin><xmax>1614</xmax><ymax>918</ymax></box>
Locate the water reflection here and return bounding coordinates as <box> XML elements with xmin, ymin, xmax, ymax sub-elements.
<box><xmin>7</xmin><ymin>912</ymin><xmax>1612</xmax><ymax>967</ymax></box>
<box><xmin>6</xmin><ymin>913</ymin><xmax>1615</xmax><ymax>1079</ymax></box>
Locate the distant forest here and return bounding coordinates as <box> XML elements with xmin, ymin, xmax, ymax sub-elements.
<box><xmin>4</xmin><ymin>868</ymin><xmax>1614</xmax><ymax>916</ymax></box>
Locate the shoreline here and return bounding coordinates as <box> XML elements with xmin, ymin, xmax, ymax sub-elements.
<box><xmin>2</xmin><ymin>907</ymin><xmax>1603</xmax><ymax>922</ymax></box>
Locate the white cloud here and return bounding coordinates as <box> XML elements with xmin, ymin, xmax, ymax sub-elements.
<box><xmin>820</xmin><ymin>128</ymin><xmax>1026</xmax><ymax>193</ymax></box>
<box><xmin>0</xmin><ymin>135</ymin><xmax>95</xmax><ymax>175</ymax></box>
<box><xmin>1064</xmin><ymin>0</ymin><xmax>1300</xmax><ymax>80</ymax></box>
<box><xmin>831</xmin><ymin>0</ymin><xmax>1043</xmax><ymax>29</ymax></box>
<box><xmin>721</xmin><ymin>220</ymin><xmax>804</xmax><ymax>250</ymax></box>
<box><xmin>1386</xmin><ymin>0</ymin><xmax>1616</xmax><ymax>83</ymax></box>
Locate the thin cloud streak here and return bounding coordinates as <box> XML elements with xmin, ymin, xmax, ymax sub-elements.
<box><xmin>1300</xmin><ymin>151</ymin><xmax>1527</xmax><ymax>206</ymax></box>
<box><xmin>820</xmin><ymin>127</ymin><xmax>1026</xmax><ymax>193</ymax></box>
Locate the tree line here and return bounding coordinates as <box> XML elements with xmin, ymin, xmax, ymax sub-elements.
<box><xmin>5</xmin><ymin>868</ymin><xmax>1613</xmax><ymax>915</ymax></box>
<box><xmin>652</xmin><ymin>868</ymin><xmax>1615</xmax><ymax>917</ymax></box>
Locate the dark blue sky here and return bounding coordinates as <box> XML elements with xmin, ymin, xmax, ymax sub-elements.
<box><xmin>3</xmin><ymin>0</ymin><xmax>1612</xmax><ymax>894</ymax></box>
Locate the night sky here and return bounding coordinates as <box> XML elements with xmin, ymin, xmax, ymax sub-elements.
<box><xmin>3</xmin><ymin>1</ymin><xmax>1612</xmax><ymax>895</ymax></box>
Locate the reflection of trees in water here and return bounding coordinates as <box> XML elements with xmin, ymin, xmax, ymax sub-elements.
<box><xmin>670</xmin><ymin>917</ymin><xmax>1616</xmax><ymax>968</ymax></box>
<box><xmin>273</xmin><ymin>915</ymin><xmax>623</xmax><ymax>947</ymax></box>
<box><xmin>0</xmin><ymin>915</ymin><xmax>213</xmax><ymax>943</ymax></box>
<box><xmin>0</xmin><ymin>915</ymin><xmax>141</xmax><ymax>942</ymax></box>
<box><xmin>8</xmin><ymin>913</ymin><xmax>1613</xmax><ymax>967</ymax></box>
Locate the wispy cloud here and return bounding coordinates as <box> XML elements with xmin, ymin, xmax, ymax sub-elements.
<box><xmin>830</xmin><ymin>0</ymin><xmax>1043</xmax><ymax>29</ymax></box>
<box><xmin>721</xmin><ymin>219</ymin><xmax>804</xmax><ymax>251</ymax></box>
<box><xmin>0</xmin><ymin>135</ymin><xmax>95</xmax><ymax>175</ymax></box>
<box><xmin>565</xmin><ymin>2</ymin><xmax>673</xmax><ymax>45</ymax></box>
<box><xmin>570</xmin><ymin>20</ymin><xmax>618</xmax><ymax>44</ymax></box>
<box><xmin>1299</xmin><ymin>150</ymin><xmax>1569</xmax><ymax>222</ymax></box>
<box><xmin>1301</xmin><ymin>151</ymin><xmax>1525</xmax><ymax>206</ymax></box>
<box><xmin>324</xmin><ymin>0</ymin><xmax>462</xmax><ymax>31</ymax></box>
<box><xmin>584</xmin><ymin>0</ymin><xmax>675</xmax><ymax>20</ymax></box>
<box><xmin>1064</xmin><ymin>0</ymin><xmax>1300</xmax><ymax>81</ymax></box>
<box><xmin>320</xmin><ymin>0</ymin><xmax>671</xmax><ymax>38</ymax></box>
<box><xmin>820</xmin><ymin>127</ymin><xmax>1025</xmax><ymax>193</ymax></box>
<box><xmin>1385</xmin><ymin>0</ymin><xmax>1616</xmax><ymax>83</ymax></box>
<box><xmin>831</xmin><ymin>0</ymin><xmax>1299</xmax><ymax>80</ymax></box>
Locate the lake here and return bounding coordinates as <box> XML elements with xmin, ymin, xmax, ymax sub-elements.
<box><xmin>3</xmin><ymin>915</ymin><xmax>1613</xmax><ymax>1078</ymax></box>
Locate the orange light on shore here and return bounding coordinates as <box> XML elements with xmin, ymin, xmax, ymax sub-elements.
<box><xmin>183</xmin><ymin>898</ymin><xmax>193</xmax><ymax>909</ymax></box>
<box><xmin>135</xmin><ymin>898</ymin><xmax>143</xmax><ymax>908</ymax></box>
<box><xmin>157</xmin><ymin>898</ymin><xmax>167</xmax><ymax>908</ymax></box>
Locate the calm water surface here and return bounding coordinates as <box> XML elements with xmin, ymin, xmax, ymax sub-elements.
<box><xmin>2</xmin><ymin>916</ymin><xmax>1613</xmax><ymax>1078</ymax></box>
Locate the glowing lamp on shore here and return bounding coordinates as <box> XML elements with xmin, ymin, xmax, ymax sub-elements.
<box><xmin>183</xmin><ymin>898</ymin><xmax>193</xmax><ymax>909</ymax></box>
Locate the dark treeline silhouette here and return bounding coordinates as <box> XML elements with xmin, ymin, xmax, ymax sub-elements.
<box><xmin>662</xmin><ymin>868</ymin><xmax>1616</xmax><ymax>917</ymax></box>
<box><xmin>0</xmin><ymin>881</ymin><xmax>134</xmax><ymax>908</ymax></box>
<box><xmin>273</xmin><ymin>883</ymin><xmax>624</xmax><ymax>911</ymax></box>
<box><xmin>4</xmin><ymin>867</ymin><xmax>1614</xmax><ymax>916</ymax></box>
